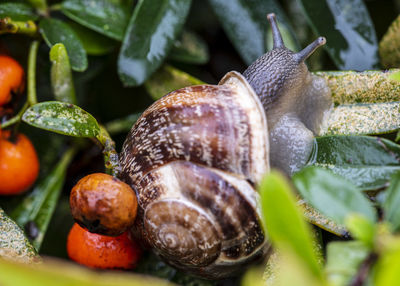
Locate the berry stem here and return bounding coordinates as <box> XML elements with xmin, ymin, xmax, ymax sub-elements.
<box><xmin>0</xmin><ymin>18</ymin><xmax>38</xmax><ymax>37</ymax></box>
<box><xmin>96</xmin><ymin>126</ymin><xmax>121</xmax><ymax>177</ymax></box>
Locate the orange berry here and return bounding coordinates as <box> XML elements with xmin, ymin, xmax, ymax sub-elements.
<box><xmin>70</xmin><ymin>173</ymin><xmax>137</xmax><ymax>236</ymax></box>
<box><xmin>0</xmin><ymin>55</ymin><xmax>24</xmax><ymax>106</ymax></box>
<box><xmin>67</xmin><ymin>223</ymin><xmax>141</xmax><ymax>269</ymax></box>
<box><xmin>0</xmin><ymin>131</ymin><xmax>39</xmax><ymax>195</ymax></box>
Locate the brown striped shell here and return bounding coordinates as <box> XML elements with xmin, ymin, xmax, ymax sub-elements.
<box><xmin>119</xmin><ymin>71</ymin><xmax>270</xmax><ymax>278</ymax></box>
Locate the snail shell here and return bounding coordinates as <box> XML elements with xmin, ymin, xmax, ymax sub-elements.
<box><xmin>120</xmin><ymin>72</ymin><xmax>270</xmax><ymax>278</ymax></box>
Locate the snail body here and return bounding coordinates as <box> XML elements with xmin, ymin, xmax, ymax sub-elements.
<box><xmin>119</xmin><ymin>14</ymin><xmax>332</xmax><ymax>278</ymax></box>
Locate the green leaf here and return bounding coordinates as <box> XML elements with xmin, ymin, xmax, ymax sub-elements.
<box><xmin>118</xmin><ymin>0</ymin><xmax>192</xmax><ymax>86</ymax></box>
<box><xmin>61</xmin><ymin>0</ymin><xmax>129</xmax><ymax>41</ymax></box>
<box><xmin>0</xmin><ymin>2</ymin><xmax>38</xmax><ymax>21</ymax></box>
<box><xmin>374</xmin><ymin>238</ymin><xmax>400</xmax><ymax>286</ymax></box>
<box><xmin>208</xmin><ymin>0</ymin><xmax>298</xmax><ymax>65</ymax></box>
<box><xmin>293</xmin><ymin>166</ymin><xmax>377</xmax><ymax>225</ymax></box>
<box><xmin>325</xmin><ymin>241</ymin><xmax>369</xmax><ymax>286</ymax></box>
<box><xmin>49</xmin><ymin>43</ymin><xmax>76</xmax><ymax>104</ymax></box>
<box><xmin>379</xmin><ymin>15</ymin><xmax>400</xmax><ymax>69</ymax></box>
<box><xmin>144</xmin><ymin>65</ymin><xmax>204</xmax><ymax>100</ymax></box>
<box><xmin>260</xmin><ymin>171</ymin><xmax>323</xmax><ymax>281</ymax></box>
<box><xmin>298</xmin><ymin>0</ymin><xmax>379</xmax><ymax>70</ymax></box>
<box><xmin>39</xmin><ymin>18</ymin><xmax>88</xmax><ymax>72</ymax></box>
<box><xmin>389</xmin><ymin>71</ymin><xmax>400</xmax><ymax>82</ymax></box>
<box><xmin>321</xmin><ymin>102</ymin><xmax>400</xmax><ymax>136</ymax></box>
<box><xmin>169</xmin><ymin>30</ymin><xmax>209</xmax><ymax>64</ymax></box>
<box><xmin>345</xmin><ymin>214</ymin><xmax>376</xmax><ymax>249</ymax></box>
<box><xmin>105</xmin><ymin>112</ymin><xmax>142</xmax><ymax>135</ymax></box>
<box><xmin>299</xmin><ymin>201</ymin><xmax>348</xmax><ymax>237</ymax></box>
<box><xmin>68</xmin><ymin>22</ymin><xmax>117</xmax><ymax>56</ymax></box>
<box><xmin>383</xmin><ymin>172</ymin><xmax>400</xmax><ymax>232</ymax></box>
<box><xmin>0</xmin><ymin>208</ymin><xmax>39</xmax><ymax>263</ymax></box>
<box><xmin>310</xmin><ymin>135</ymin><xmax>400</xmax><ymax>190</ymax></box>
<box><xmin>11</xmin><ymin>148</ymin><xmax>75</xmax><ymax>251</ymax></box>
<box><xmin>22</xmin><ymin>101</ymin><xmax>100</xmax><ymax>137</ymax></box>
<box><xmin>0</xmin><ymin>257</ymin><xmax>172</xmax><ymax>286</ymax></box>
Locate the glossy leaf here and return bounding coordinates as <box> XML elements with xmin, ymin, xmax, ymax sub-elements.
<box><xmin>68</xmin><ymin>22</ymin><xmax>117</xmax><ymax>56</ymax></box>
<box><xmin>11</xmin><ymin>148</ymin><xmax>75</xmax><ymax>251</ymax></box>
<box><xmin>310</xmin><ymin>136</ymin><xmax>400</xmax><ymax>190</ymax></box>
<box><xmin>22</xmin><ymin>101</ymin><xmax>100</xmax><ymax>137</ymax></box>
<box><xmin>61</xmin><ymin>0</ymin><xmax>129</xmax><ymax>41</ymax></box>
<box><xmin>0</xmin><ymin>2</ymin><xmax>38</xmax><ymax>21</ymax></box>
<box><xmin>144</xmin><ymin>65</ymin><xmax>204</xmax><ymax>100</ymax></box>
<box><xmin>0</xmin><ymin>208</ymin><xmax>39</xmax><ymax>263</ymax></box>
<box><xmin>260</xmin><ymin>171</ymin><xmax>323</xmax><ymax>281</ymax></box>
<box><xmin>293</xmin><ymin>166</ymin><xmax>376</xmax><ymax>225</ymax></box>
<box><xmin>345</xmin><ymin>214</ymin><xmax>376</xmax><ymax>249</ymax></box>
<box><xmin>49</xmin><ymin>44</ymin><xmax>76</xmax><ymax>104</ymax></box>
<box><xmin>0</xmin><ymin>257</ymin><xmax>172</xmax><ymax>286</ymax></box>
<box><xmin>208</xmin><ymin>0</ymin><xmax>298</xmax><ymax>65</ymax></box>
<box><xmin>321</xmin><ymin>102</ymin><xmax>400</xmax><ymax>136</ymax></box>
<box><xmin>383</xmin><ymin>172</ymin><xmax>400</xmax><ymax>232</ymax></box>
<box><xmin>169</xmin><ymin>30</ymin><xmax>209</xmax><ymax>64</ymax></box>
<box><xmin>325</xmin><ymin>241</ymin><xmax>369</xmax><ymax>286</ymax></box>
<box><xmin>118</xmin><ymin>0</ymin><xmax>192</xmax><ymax>86</ymax></box>
<box><xmin>298</xmin><ymin>0</ymin><xmax>379</xmax><ymax>70</ymax></box>
<box><xmin>39</xmin><ymin>18</ymin><xmax>88</xmax><ymax>72</ymax></box>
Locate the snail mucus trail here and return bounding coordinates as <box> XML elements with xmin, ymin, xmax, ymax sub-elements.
<box><xmin>118</xmin><ymin>13</ymin><xmax>332</xmax><ymax>279</ymax></box>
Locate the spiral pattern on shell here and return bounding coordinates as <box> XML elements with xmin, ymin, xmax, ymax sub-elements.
<box><xmin>120</xmin><ymin>72</ymin><xmax>270</xmax><ymax>278</ymax></box>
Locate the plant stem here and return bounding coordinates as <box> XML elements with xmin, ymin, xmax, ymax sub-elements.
<box><xmin>1</xmin><ymin>102</ymin><xmax>29</xmax><ymax>128</ymax></box>
<box><xmin>28</xmin><ymin>41</ymin><xmax>39</xmax><ymax>106</ymax></box>
<box><xmin>350</xmin><ymin>252</ymin><xmax>378</xmax><ymax>286</ymax></box>
<box><xmin>96</xmin><ymin>126</ymin><xmax>121</xmax><ymax>177</ymax></box>
<box><xmin>0</xmin><ymin>18</ymin><xmax>38</xmax><ymax>37</ymax></box>
<box><xmin>27</xmin><ymin>0</ymin><xmax>48</xmax><ymax>16</ymax></box>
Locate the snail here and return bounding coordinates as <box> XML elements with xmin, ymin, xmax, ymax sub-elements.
<box><xmin>103</xmin><ymin>14</ymin><xmax>332</xmax><ymax>279</ymax></box>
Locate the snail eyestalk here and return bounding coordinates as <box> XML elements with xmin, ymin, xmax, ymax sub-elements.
<box><xmin>295</xmin><ymin>37</ymin><xmax>326</xmax><ymax>63</ymax></box>
<box><xmin>267</xmin><ymin>13</ymin><xmax>284</xmax><ymax>49</ymax></box>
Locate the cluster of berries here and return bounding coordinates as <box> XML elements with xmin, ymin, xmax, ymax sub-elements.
<box><xmin>0</xmin><ymin>55</ymin><xmax>141</xmax><ymax>270</ymax></box>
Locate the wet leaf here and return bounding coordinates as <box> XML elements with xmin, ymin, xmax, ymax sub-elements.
<box><xmin>310</xmin><ymin>135</ymin><xmax>400</xmax><ymax>190</ymax></box>
<box><xmin>293</xmin><ymin>166</ymin><xmax>377</xmax><ymax>225</ymax></box>
<box><xmin>68</xmin><ymin>22</ymin><xmax>117</xmax><ymax>56</ymax></box>
<box><xmin>118</xmin><ymin>0</ymin><xmax>192</xmax><ymax>86</ymax></box>
<box><xmin>325</xmin><ymin>241</ymin><xmax>369</xmax><ymax>286</ymax></box>
<box><xmin>0</xmin><ymin>257</ymin><xmax>172</xmax><ymax>286</ymax></box>
<box><xmin>298</xmin><ymin>0</ymin><xmax>379</xmax><ymax>70</ymax></box>
<box><xmin>169</xmin><ymin>30</ymin><xmax>209</xmax><ymax>64</ymax></box>
<box><xmin>260</xmin><ymin>171</ymin><xmax>323</xmax><ymax>281</ymax></box>
<box><xmin>208</xmin><ymin>0</ymin><xmax>298</xmax><ymax>65</ymax></box>
<box><xmin>379</xmin><ymin>15</ymin><xmax>400</xmax><ymax>69</ymax></box>
<box><xmin>49</xmin><ymin>43</ymin><xmax>76</xmax><ymax>104</ymax></box>
<box><xmin>0</xmin><ymin>208</ymin><xmax>39</xmax><ymax>264</ymax></box>
<box><xmin>315</xmin><ymin>70</ymin><xmax>400</xmax><ymax>105</ymax></box>
<box><xmin>40</xmin><ymin>18</ymin><xmax>88</xmax><ymax>72</ymax></box>
<box><xmin>0</xmin><ymin>2</ymin><xmax>38</xmax><ymax>21</ymax></box>
<box><xmin>144</xmin><ymin>65</ymin><xmax>204</xmax><ymax>100</ymax></box>
<box><xmin>22</xmin><ymin>101</ymin><xmax>100</xmax><ymax>137</ymax></box>
<box><xmin>321</xmin><ymin>102</ymin><xmax>400</xmax><ymax>136</ymax></box>
<box><xmin>383</xmin><ymin>172</ymin><xmax>400</xmax><ymax>232</ymax></box>
<box><xmin>11</xmin><ymin>148</ymin><xmax>76</xmax><ymax>251</ymax></box>
<box><xmin>61</xmin><ymin>0</ymin><xmax>129</xmax><ymax>41</ymax></box>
